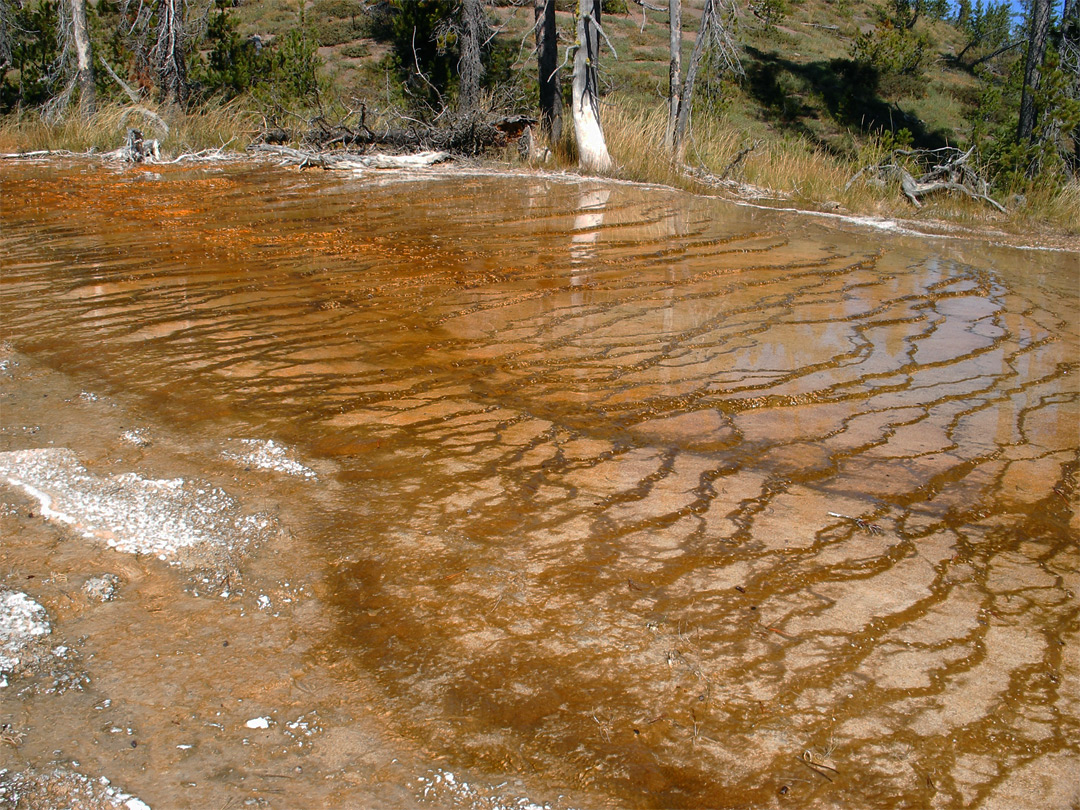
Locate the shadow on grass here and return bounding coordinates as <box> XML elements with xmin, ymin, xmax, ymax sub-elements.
<box><xmin>743</xmin><ymin>46</ymin><xmax>954</xmax><ymax>153</ymax></box>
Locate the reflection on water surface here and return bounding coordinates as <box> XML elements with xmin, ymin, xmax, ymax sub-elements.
<box><xmin>1</xmin><ymin>162</ymin><xmax>1077</xmax><ymax>809</ymax></box>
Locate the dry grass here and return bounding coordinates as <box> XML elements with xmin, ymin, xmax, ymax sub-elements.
<box><xmin>0</xmin><ymin>102</ymin><xmax>259</xmax><ymax>156</ymax></box>
<box><xmin>1010</xmin><ymin>179</ymin><xmax>1080</xmax><ymax>235</ymax></box>
<box><xmin>597</xmin><ymin>98</ymin><xmax>1080</xmax><ymax>240</ymax></box>
<box><xmin>600</xmin><ymin>98</ymin><xmax>888</xmax><ymax>208</ymax></box>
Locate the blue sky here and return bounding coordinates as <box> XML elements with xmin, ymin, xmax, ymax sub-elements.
<box><xmin>997</xmin><ymin>0</ymin><xmax>1069</xmax><ymax>22</ymax></box>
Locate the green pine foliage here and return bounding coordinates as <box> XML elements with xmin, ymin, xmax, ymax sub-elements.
<box><xmin>188</xmin><ymin>0</ymin><xmax>322</xmax><ymax>105</ymax></box>
<box><xmin>749</xmin><ymin>0</ymin><xmax>791</xmax><ymax>28</ymax></box>
<box><xmin>0</xmin><ymin>0</ymin><xmax>61</xmax><ymax>111</ymax></box>
<box><xmin>850</xmin><ymin>0</ymin><xmax>933</xmax><ymax>92</ymax></box>
<box><xmin>191</xmin><ymin>0</ymin><xmax>265</xmax><ymax>99</ymax></box>
<box><xmin>383</xmin><ymin>0</ymin><xmax>459</xmax><ymax>110</ymax></box>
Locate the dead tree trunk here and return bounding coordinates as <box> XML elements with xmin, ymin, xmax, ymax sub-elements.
<box><xmin>535</xmin><ymin>0</ymin><xmax>563</xmax><ymax>143</ymax></box>
<box><xmin>47</xmin><ymin>0</ymin><xmax>96</xmax><ymax>119</ymax></box>
<box><xmin>666</xmin><ymin>0</ymin><xmax>682</xmax><ymax>149</ymax></box>
<box><xmin>571</xmin><ymin>0</ymin><xmax>612</xmax><ymax>172</ymax></box>
<box><xmin>1063</xmin><ymin>0</ymin><xmax>1080</xmax><ymax>171</ymax></box>
<box><xmin>0</xmin><ymin>0</ymin><xmax>15</xmax><ymax>71</ymax></box>
<box><xmin>459</xmin><ymin>0</ymin><xmax>484</xmax><ymax>116</ymax></box>
<box><xmin>669</xmin><ymin>0</ymin><xmax>712</xmax><ymax>158</ymax></box>
<box><xmin>672</xmin><ymin>0</ymin><xmax>712</xmax><ymax>156</ymax></box>
<box><xmin>155</xmin><ymin>0</ymin><xmax>189</xmax><ymax>105</ymax></box>
<box><xmin>70</xmin><ymin>0</ymin><xmax>96</xmax><ymax>118</ymax></box>
<box><xmin>1017</xmin><ymin>0</ymin><xmax>1052</xmax><ymax>144</ymax></box>
<box><xmin>670</xmin><ymin>0</ymin><xmax>741</xmax><ymax>157</ymax></box>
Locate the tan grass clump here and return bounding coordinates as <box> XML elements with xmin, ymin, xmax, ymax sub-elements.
<box><xmin>0</xmin><ymin>102</ymin><xmax>258</xmax><ymax>156</ymax></box>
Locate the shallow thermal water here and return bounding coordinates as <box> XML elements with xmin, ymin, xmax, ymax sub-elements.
<box><xmin>0</xmin><ymin>160</ymin><xmax>1077</xmax><ymax>809</ymax></box>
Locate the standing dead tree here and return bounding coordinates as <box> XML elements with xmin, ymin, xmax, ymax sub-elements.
<box><xmin>571</xmin><ymin>0</ymin><xmax>613</xmax><ymax>172</ymax></box>
<box><xmin>1018</xmin><ymin>0</ymin><xmax>1053</xmax><ymax>146</ymax></box>
<box><xmin>535</xmin><ymin>0</ymin><xmax>562</xmax><ymax>144</ymax></box>
<box><xmin>0</xmin><ymin>0</ymin><xmax>16</xmax><ymax>71</ymax></box>
<box><xmin>43</xmin><ymin>0</ymin><xmax>97</xmax><ymax>119</ymax></box>
<box><xmin>666</xmin><ymin>0</ymin><xmax>682</xmax><ymax>148</ymax></box>
<box><xmin>1061</xmin><ymin>0</ymin><xmax>1080</xmax><ymax>171</ymax></box>
<box><xmin>68</xmin><ymin>0</ymin><xmax>95</xmax><ymax>116</ymax></box>
<box><xmin>459</xmin><ymin>0</ymin><xmax>485</xmax><ymax>117</ymax></box>
<box><xmin>124</xmin><ymin>0</ymin><xmax>190</xmax><ymax>105</ymax></box>
<box><xmin>154</xmin><ymin>0</ymin><xmax>188</xmax><ymax>104</ymax></box>
<box><xmin>668</xmin><ymin>0</ymin><xmax>742</xmax><ymax>157</ymax></box>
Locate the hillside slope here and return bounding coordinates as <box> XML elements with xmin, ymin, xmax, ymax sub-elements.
<box><xmin>235</xmin><ymin>0</ymin><xmax>998</xmax><ymax>157</ymax></box>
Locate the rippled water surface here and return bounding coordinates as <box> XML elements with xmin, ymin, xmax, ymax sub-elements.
<box><xmin>1</xmin><ymin>161</ymin><xmax>1078</xmax><ymax>809</ymax></box>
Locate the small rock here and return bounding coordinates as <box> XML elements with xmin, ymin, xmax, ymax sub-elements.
<box><xmin>84</xmin><ymin>575</ymin><xmax>121</xmax><ymax>602</ymax></box>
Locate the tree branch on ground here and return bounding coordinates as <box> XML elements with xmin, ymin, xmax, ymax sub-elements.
<box><xmin>254</xmin><ymin>105</ymin><xmax>536</xmax><ymax>157</ymax></box>
<box><xmin>249</xmin><ymin>144</ymin><xmax>452</xmax><ymax>170</ymax></box>
<box><xmin>847</xmin><ymin>147</ymin><xmax>1006</xmax><ymax>212</ymax></box>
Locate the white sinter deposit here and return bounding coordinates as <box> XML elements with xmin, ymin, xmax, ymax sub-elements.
<box><xmin>0</xmin><ymin>448</ymin><xmax>277</xmax><ymax>566</ymax></box>
<box><xmin>0</xmin><ymin>766</ymin><xmax>152</xmax><ymax>810</ymax></box>
<box><xmin>221</xmin><ymin>438</ymin><xmax>316</xmax><ymax>479</ymax></box>
<box><xmin>0</xmin><ymin>591</ymin><xmax>51</xmax><ymax>687</ymax></box>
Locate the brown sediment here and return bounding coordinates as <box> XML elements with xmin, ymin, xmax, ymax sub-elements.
<box><xmin>0</xmin><ymin>160</ymin><xmax>1077</xmax><ymax>809</ymax></box>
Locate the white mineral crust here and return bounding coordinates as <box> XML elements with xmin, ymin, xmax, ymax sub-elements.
<box><xmin>0</xmin><ymin>448</ymin><xmax>276</xmax><ymax>564</ymax></box>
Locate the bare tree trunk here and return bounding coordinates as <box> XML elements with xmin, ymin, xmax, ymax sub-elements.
<box><xmin>672</xmin><ymin>0</ymin><xmax>712</xmax><ymax>156</ymax></box>
<box><xmin>1063</xmin><ymin>0</ymin><xmax>1080</xmax><ymax>171</ymax></box>
<box><xmin>670</xmin><ymin>0</ymin><xmax>741</xmax><ymax>158</ymax></box>
<box><xmin>70</xmin><ymin>0</ymin><xmax>96</xmax><ymax>118</ymax></box>
<box><xmin>571</xmin><ymin>0</ymin><xmax>612</xmax><ymax>171</ymax></box>
<box><xmin>1017</xmin><ymin>0</ymin><xmax>1052</xmax><ymax>144</ymax></box>
<box><xmin>155</xmin><ymin>0</ymin><xmax>188</xmax><ymax>105</ymax></box>
<box><xmin>535</xmin><ymin>0</ymin><xmax>563</xmax><ymax>143</ymax></box>
<box><xmin>48</xmin><ymin>0</ymin><xmax>96</xmax><ymax>119</ymax></box>
<box><xmin>0</xmin><ymin>0</ymin><xmax>14</xmax><ymax>71</ymax></box>
<box><xmin>460</xmin><ymin>0</ymin><xmax>484</xmax><ymax>116</ymax></box>
<box><xmin>666</xmin><ymin>0</ymin><xmax>682</xmax><ymax>149</ymax></box>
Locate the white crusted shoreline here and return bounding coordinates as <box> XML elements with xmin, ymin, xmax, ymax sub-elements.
<box><xmin>0</xmin><ymin>448</ymin><xmax>277</xmax><ymax>567</ymax></box>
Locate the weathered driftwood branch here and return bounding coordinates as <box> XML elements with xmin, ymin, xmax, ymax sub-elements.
<box><xmin>0</xmin><ymin>150</ymin><xmax>77</xmax><ymax>159</ymax></box>
<box><xmin>102</xmin><ymin>128</ymin><xmax>160</xmax><ymax>163</ymax></box>
<box><xmin>847</xmin><ymin>147</ymin><xmax>1006</xmax><ymax>212</ymax></box>
<box><xmin>3</xmin><ymin>144</ymin><xmax>236</xmax><ymax>163</ymax></box>
<box><xmin>719</xmin><ymin>141</ymin><xmax>761</xmax><ymax>180</ymax></box>
<box><xmin>681</xmin><ymin>162</ymin><xmax>791</xmax><ymax>201</ymax></box>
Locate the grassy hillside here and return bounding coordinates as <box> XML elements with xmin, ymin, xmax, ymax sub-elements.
<box><xmin>270</xmin><ymin>0</ymin><xmax>992</xmax><ymax>154</ymax></box>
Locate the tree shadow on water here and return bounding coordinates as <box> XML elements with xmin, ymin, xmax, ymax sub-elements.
<box><xmin>743</xmin><ymin>46</ymin><xmax>953</xmax><ymax>153</ymax></box>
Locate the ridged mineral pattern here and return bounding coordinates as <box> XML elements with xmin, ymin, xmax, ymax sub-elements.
<box><xmin>1</xmin><ymin>164</ymin><xmax>1076</xmax><ymax>809</ymax></box>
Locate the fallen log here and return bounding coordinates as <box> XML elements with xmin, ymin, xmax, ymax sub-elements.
<box><xmin>248</xmin><ymin>144</ymin><xmax>451</xmax><ymax>171</ymax></box>
<box><xmin>681</xmin><ymin>162</ymin><xmax>791</xmax><ymax>201</ymax></box>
